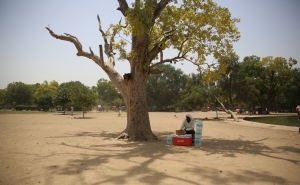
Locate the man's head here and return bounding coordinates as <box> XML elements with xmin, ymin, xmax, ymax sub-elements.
<box><xmin>186</xmin><ymin>114</ymin><xmax>192</xmax><ymax>122</ymax></box>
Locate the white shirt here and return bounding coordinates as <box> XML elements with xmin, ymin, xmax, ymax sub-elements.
<box><xmin>180</xmin><ymin>119</ymin><xmax>195</xmax><ymax>131</ymax></box>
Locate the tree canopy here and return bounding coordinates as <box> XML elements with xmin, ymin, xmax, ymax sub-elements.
<box><xmin>5</xmin><ymin>82</ymin><xmax>33</xmax><ymax>106</ymax></box>
<box><xmin>96</xmin><ymin>78</ymin><xmax>121</xmax><ymax>106</ymax></box>
<box><xmin>147</xmin><ymin>64</ymin><xmax>186</xmax><ymax>110</ymax></box>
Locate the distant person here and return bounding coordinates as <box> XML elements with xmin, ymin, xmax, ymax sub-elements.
<box><xmin>71</xmin><ymin>107</ymin><xmax>74</xmax><ymax>116</ymax></box>
<box><xmin>296</xmin><ymin>102</ymin><xmax>300</xmax><ymax>134</ymax></box>
<box><xmin>180</xmin><ymin>114</ymin><xmax>195</xmax><ymax>135</ymax></box>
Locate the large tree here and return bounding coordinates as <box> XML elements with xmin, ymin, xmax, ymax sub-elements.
<box><xmin>46</xmin><ymin>0</ymin><xmax>240</xmax><ymax>141</ymax></box>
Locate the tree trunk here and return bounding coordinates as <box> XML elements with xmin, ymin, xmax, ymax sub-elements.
<box><xmin>116</xmin><ymin>33</ymin><xmax>158</xmax><ymax>141</ymax></box>
<box><xmin>82</xmin><ymin>106</ymin><xmax>84</xmax><ymax>118</ymax></box>
<box><xmin>126</xmin><ymin>76</ymin><xmax>156</xmax><ymax>141</ymax></box>
<box><xmin>215</xmin><ymin>96</ymin><xmax>239</xmax><ymax>122</ymax></box>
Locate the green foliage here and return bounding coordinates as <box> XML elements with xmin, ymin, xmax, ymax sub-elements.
<box><xmin>147</xmin><ymin>64</ymin><xmax>187</xmax><ymax>109</ymax></box>
<box><xmin>215</xmin><ymin>56</ymin><xmax>240</xmax><ymax>105</ymax></box>
<box><xmin>52</xmin><ymin>82</ymin><xmax>75</xmax><ymax>108</ymax></box>
<box><xmin>110</xmin><ymin>0</ymin><xmax>240</xmax><ymax>68</ymax></box>
<box><xmin>34</xmin><ymin>93</ymin><xmax>54</xmax><ymax>110</ymax></box>
<box><xmin>34</xmin><ymin>80</ymin><xmax>58</xmax><ymax>98</ymax></box>
<box><xmin>0</xmin><ymin>89</ymin><xmax>7</xmax><ymax>106</ymax></box>
<box><xmin>179</xmin><ymin>73</ymin><xmax>214</xmax><ymax>109</ymax></box>
<box><xmin>34</xmin><ymin>80</ymin><xmax>58</xmax><ymax>109</ymax></box>
<box><xmin>113</xmin><ymin>98</ymin><xmax>125</xmax><ymax>107</ymax></box>
<box><xmin>70</xmin><ymin>84</ymin><xmax>97</xmax><ymax>108</ymax></box>
<box><xmin>175</xmin><ymin>107</ymin><xmax>181</xmax><ymax>113</ymax></box>
<box><xmin>5</xmin><ymin>82</ymin><xmax>33</xmax><ymax>106</ymax></box>
<box><xmin>96</xmin><ymin>78</ymin><xmax>121</xmax><ymax>106</ymax></box>
<box><xmin>217</xmin><ymin>55</ymin><xmax>298</xmax><ymax>111</ymax></box>
<box><xmin>52</xmin><ymin>81</ymin><xmax>96</xmax><ymax>117</ymax></box>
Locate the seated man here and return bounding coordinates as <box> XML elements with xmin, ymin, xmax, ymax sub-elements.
<box><xmin>180</xmin><ymin>114</ymin><xmax>195</xmax><ymax>136</ymax></box>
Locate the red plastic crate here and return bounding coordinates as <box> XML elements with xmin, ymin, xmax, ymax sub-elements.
<box><xmin>173</xmin><ymin>136</ymin><xmax>192</xmax><ymax>146</ymax></box>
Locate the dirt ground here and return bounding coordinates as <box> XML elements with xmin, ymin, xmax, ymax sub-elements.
<box><xmin>0</xmin><ymin>111</ymin><xmax>299</xmax><ymax>185</ymax></box>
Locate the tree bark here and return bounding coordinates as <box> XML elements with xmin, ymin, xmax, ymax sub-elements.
<box><xmin>126</xmin><ymin>74</ymin><xmax>157</xmax><ymax>141</ymax></box>
<box><xmin>82</xmin><ymin>106</ymin><xmax>84</xmax><ymax>118</ymax></box>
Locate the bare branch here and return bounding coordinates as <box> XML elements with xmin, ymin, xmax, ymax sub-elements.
<box><xmin>117</xmin><ymin>0</ymin><xmax>129</xmax><ymax>16</ymax></box>
<box><xmin>45</xmin><ymin>27</ymin><xmax>101</xmax><ymax>65</ymax></box>
<box><xmin>97</xmin><ymin>15</ymin><xmax>111</xmax><ymax>56</ymax></box>
<box><xmin>150</xmin><ymin>55</ymin><xmax>183</xmax><ymax>69</ymax></box>
<box><xmin>46</xmin><ymin>27</ymin><xmax>127</xmax><ymax>99</ymax></box>
<box><xmin>119</xmin><ymin>17</ymin><xmax>128</xmax><ymax>28</ymax></box>
<box><xmin>148</xmin><ymin>33</ymin><xmax>173</xmax><ymax>62</ymax></box>
<box><xmin>177</xmin><ymin>38</ymin><xmax>189</xmax><ymax>57</ymax></box>
<box><xmin>99</xmin><ymin>45</ymin><xmax>105</xmax><ymax>70</ymax></box>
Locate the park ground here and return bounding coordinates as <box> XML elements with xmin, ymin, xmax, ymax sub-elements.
<box><xmin>0</xmin><ymin>111</ymin><xmax>299</xmax><ymax>185</ymax></box>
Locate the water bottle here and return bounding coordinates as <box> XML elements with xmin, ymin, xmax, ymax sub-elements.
<box><xmin>194</xmin><ymin>138</ymin><xmax>202</xmax><ymax>146</ymax></box>
<box><xmin>166</xmin><ymin>136</ymin><xmax>173</xmax><ymax>145</ymax></box>
<box><xmin>195</xmin><ymin>120</ymin><xmax>203</xmax><ymax>131</ymax></box>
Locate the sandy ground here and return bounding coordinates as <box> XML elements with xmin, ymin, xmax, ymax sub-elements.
<box><xmin>0</xmin><ymin>111</ymin><xmax>299</xmax><ymax>185</ymax></box>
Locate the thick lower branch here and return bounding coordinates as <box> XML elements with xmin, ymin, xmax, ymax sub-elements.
<box><xmin>46</xmin><ymin>27</ymin><xmax>127</xmax><ymax>96</ymax></box>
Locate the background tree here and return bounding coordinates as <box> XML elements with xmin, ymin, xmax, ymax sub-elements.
<box><xmin>34</xmin><ymin>80</ymin><xmax>59</xmax><ymax>110</ymax></box>
<box><xmin>0</xmin><ymin>89</ymin><xmax>7</xmax><ymax>106</ymax></box>
<box><xmin>5</xmin><ymin>82</ymin><xmax>33</xmax><ymax>107</ymax></box>
<box><xmin>234</xmin><ymin>56</ymin><xmax>261</xmax><ymax>111</ymax></box>
<box><xmin>96</xmin><ymin>78</ymin><xmax>121</xmax><ymax>107</ymax></box>
<box><xmin>179</xmin><ymin>73</ymin><xmax>209</xmax><ymax>110</ymax></box>
<box><xmin>147</xmin><ymin>64</ymin><xmax>186</xmax><ymax>111</ymax></box>
<box><xmin>287</xmin><ymin>68</ymin><xmax>300</xmax><ymax>110</ymax></box>
<box><xmin>260</xmin><ymin>56</ymin><xmax>296</xmax><ymax>112</ymax></box>
<box><xmin>46</xmin><ymin>0</ymin><xmax>240</xmax><ymax>141</ymax></box>
<box><xmin>52</xmin><ymin>81</ymin><xmax>81</xmax><ymax>114</ymax></box>
<box><xmin>234</xmin><ymin>56</ymin><xmax>297</xmax><ymax>113</ymax></box>
<box><xmin>217</xmin><ymin>56</ymin><xmax>240</xmax><ymax>107</ymax></box>
<box><xmin>70</xmin><ymin>83</ymin><xmax>97</xmax><ymax>118</ymax></box>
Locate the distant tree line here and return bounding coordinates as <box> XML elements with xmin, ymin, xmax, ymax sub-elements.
<box><xmin>0</xmin><ymin>55</ymin><xmax>299</xmax><ymax>114</ymax></box>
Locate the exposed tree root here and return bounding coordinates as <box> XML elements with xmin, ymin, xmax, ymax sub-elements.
<box><xmin>116</xmin><ymin>132</ymin><xmax>128</xmax><ymax>140</ymax></box>
<box><xmin>116</xmin><ymin>131</ymin><xmax>158</xmax><ymax>141</ymax></box>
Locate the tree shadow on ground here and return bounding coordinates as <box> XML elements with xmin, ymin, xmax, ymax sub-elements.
<box><xmin>185</xmin><ymin>166</ymin><xmax>287</xmax><ymax>185</ymax></box>
<box><xmin>73</xmin><ymin>117</ymin><xmax>95</xmax><ymax>119</ymax></box>
<box><xmin>195</xmin><ymin>136</ymin><xmax>300</xmax><ymax>164</ymax></box>
<box><xmin>38</xmin><ymin>131</ymin><xmax>299</xmax><ymax>184</ymax></box>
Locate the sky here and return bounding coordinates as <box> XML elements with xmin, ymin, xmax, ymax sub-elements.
<box><xmin>0</xmin><ymin>0</ymin><xmax>299</xmax><ymax>89</ymax></box>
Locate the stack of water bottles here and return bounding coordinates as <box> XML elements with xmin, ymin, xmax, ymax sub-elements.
<box><xmin>194</xmin><ymin>120</ymin><xmax>203</xmax><ymax>146</ymax></box>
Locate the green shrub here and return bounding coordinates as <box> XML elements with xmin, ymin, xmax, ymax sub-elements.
<box><xmin>175</xmin><ymin>107</ymin><xmax>181</xmax><ymax>113</ymax></box>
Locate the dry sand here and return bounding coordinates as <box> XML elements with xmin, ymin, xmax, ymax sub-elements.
<box><xmin>0</xmin><ymin>111</ymin><xmax>299</xmax><ymax>185</ymax></box>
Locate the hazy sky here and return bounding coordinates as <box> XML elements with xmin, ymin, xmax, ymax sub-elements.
<box><xmin>0</xmin><ymin>0</ymin><xmax>299</xmax><ymax>89</ymax></box>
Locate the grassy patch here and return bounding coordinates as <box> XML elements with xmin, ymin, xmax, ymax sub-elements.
<box><xmin>244</xmin><ymin>116</ymin><xmax>298</xmax><ymax>127</ymax></box>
